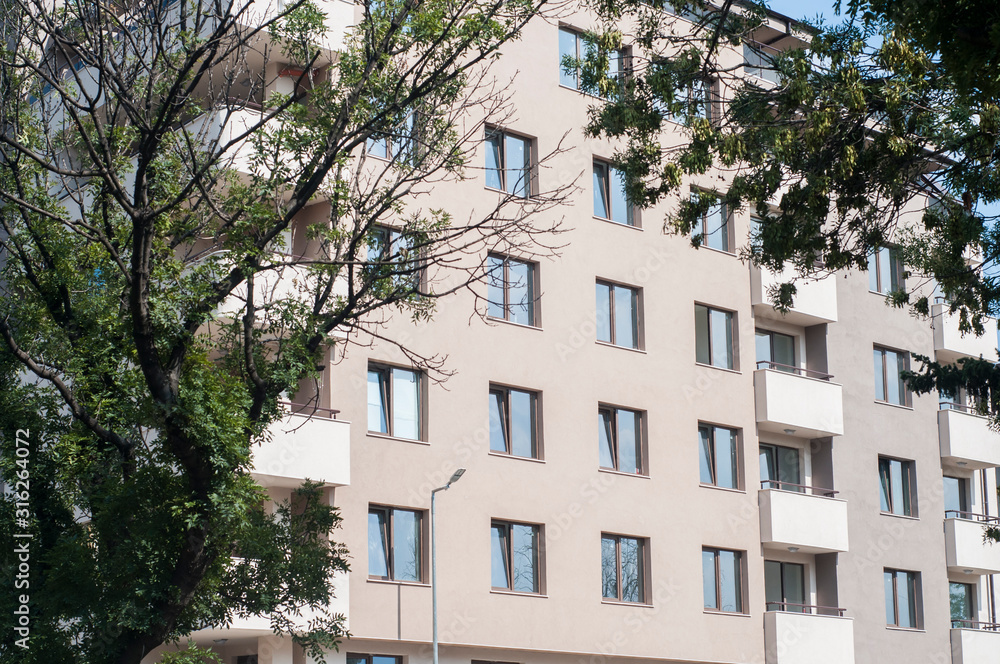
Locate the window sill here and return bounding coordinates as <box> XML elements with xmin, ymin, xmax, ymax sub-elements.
<box><xmin>366</xmin><ymin>432</ymin><xmax>430</xmax><ymax>446</ymax></box>
<box><xmin>703</xmin><ymin>609</ymin><xmax>751</xmax><ymax>617</ymax></box>
<box><xmin>488</xmin><ymin>451</ymin><xmax>546</xmax><ymax>464</ymax></box>
<box><xmin>693</xmin><ymin>244</ymin><xmax>737</xmax><ymax>258</ymax></box>
<box><xmin>874</xmin><ymin>400</ymin><xmax>914</xmax><ymax>411</ymax></box>
<box><xmin>602</xmin><ymin>599</ymin><xmax>654</xmax><ymax>608</ymax></box>
<box><xmin>486</xmin><ymin>316</ymin><xmax>542</xmax><ymax>332</ymax></box>
<box><xmin>694</xmin><ymin>362</ymin><xmax>741</xmax><ymax>375</ymax></box>
<box><xmin>491</xmin><ymin>589</ymin><xmax>548</xmax><ymax>598</ymax></box>
<box><xmin>596</xmin><ymin>340</ymin><xmax>646</xmax><ymax>354</ymax></box>
<box><xmin>593</xmin><ymin>215</ymin><xmax>642</xmax><ymax>231</ymax></box>
<box><xmin>485</xmin><ymin>185</ymin><xmax>532</xmax><ymax>200</ymax></box>
<box><xmin>367</xmin><ymin>578</ymin><xmax>431</xmax><ymax>588</ymax></box>
<box><xmin>880</xmin><ymin>511</ymin><xmax>919</xmax><ymax>521</ymax></box>
<box><xmin>886</xmin><ymin>626</ymin><xmax>925</xmax><ymax>633</ymax></box>
<box><xmin>599</xmin><ymin>467</ymin><xmax>650</xmax><ymax>479</ymax></box>
<box><xmin>699</xmin><ymin>483</ymin><xmax>745</xmax><ymax>494</ymax></box>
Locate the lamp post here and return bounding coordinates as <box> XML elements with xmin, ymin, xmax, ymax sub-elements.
<box><xmin>431</xmin><ymin>468</ymin><xmax>466</xmax><ymax>664</ymax></box>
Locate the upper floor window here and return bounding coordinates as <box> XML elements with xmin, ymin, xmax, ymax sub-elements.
<box><xmin>943</xmin><ymin>475</ymin><xmax>970</xmax><ymax>517</ymax></box>
<box><xmin>868</xmin><ymin>246</ymin><xmax>904</xmax><ymax>294</ymax></box>
<box><xmin>596</xmin><ymin>281</ymin><xmax>641</xmax><ymax>349</ymax></box>
<box><xmin>367</xmin><ymin>110</ymin><xmax>418</xmax><ymax>163</ymax></box>
<box><xmin>695</xmin><ymin>304</ymin><xmax>735</xmax><ymax>369</ymax></box>
<box><xmin>691</xmin><ymin>190</ymin><xmax>730</xmax><ymax>251</ymax></box>
<box><xmin>755</xmin><ymin>329</ymin><xmax>796</xmax><ymax>372</ymax></box>
<box><xmin>878</xmin><ymin>456</ymin><xmax>916</xmax><ymax>517</ymax></box>
<box><xmin>349</xmin><ymin>655</ymin><xmax>401</xmax><ymax>664</ymax></box>
<box><xmin>744</xmin><ymin>42</ymin><xmax>779</xmax><ymax>84</ymax></box>
<box><xmin>765</xmin><ymin>560</ymin><xmax>805</xmax><ymax>613</ymax></box>
<box><xmin>884</xmin><ymin>568</ymin><xmax>921</xmax><ymax>628</ymax></box>
<box><xmin>368</xmin><ymin>363</ymin><xmax>422</xmax><ymax>440</ymax></box>
<box><xmin>487</xmin><ymin>255</ymin><xmax>537</xmax><ymax>326</ymax></box>
<box><xmin>703</xmin><ymin>547</ymin><xmax>745</xmax><ymax>613</ymax></box>
<box><xmin>670</xmin><ymin>78</ymin><xmax>712</xmax><ymax>122</ymax></box>
<box><xmin>489</xmin><ymin>384</ymin><xmax>539</xmax><ymax>459</ymax></box>
<box><xmin>874</xmin><ymin>346</ymin><xmax>911</xmax><ymax>406</ymax></box>
<box><xmin>699</xmin><ymin>424</ymin><xmax>739</xmax><ymax>489</ymax></box>
<box><xmin>559</xmin><ymin>27</ymin><xmax>628</xmax><ymax>95</ymax></box>
<box><xmin>601</xmin><ymin>534</ymin><xmax>647</xmax><ymax>603</ymax></box>
<box><xmin>485</xmin><ymin>128</ymin><xmax>532</xmax><ymax>198</ymax></box>
<box><xmin>759</xmin><ymin>443</ymin><xmax>802</xmax><ymax>492</ymax></box>
<box><xmin>599</xmin><ymin>405</ymin><xmax>644</xmax><ymax>475</ymax></box>
<box><xmin>368</xmin><ymin>506</ymin><xmax>423</xmax><ymax>582</ymax></box>
<box><xmin>491</xmin><ymin>520</ymin><xmax>541</xmax><ymax>593</ymax></box>
<box><xmin>367</xmin><ymin>225</ymin><xmax>421</xmax><ymax>289</ymax></box>
<box><xmin>950</xmin><ymin>581</ymin><xmax>975</xmax><ymax>628</ymax></box>
<box><xmin>593</xmin><ymin>160</ymin><xmax>635</xmax><ymax>226</ymax></box>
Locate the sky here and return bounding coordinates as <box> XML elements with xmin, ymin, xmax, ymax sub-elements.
<box><xmin>765</xmin><ymin>0</ymin><xmax>845</xmax><ymax>24</ymax></box>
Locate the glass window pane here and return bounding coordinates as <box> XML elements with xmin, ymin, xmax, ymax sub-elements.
<box><xmin>506</xmin><ymin>134</ymin><xmax>529</xmax><ymax>197</ymax></box>
<box><xmin>874</xmin><ymin>349</ymin><xmax>886</xmax><ymax>401</ymax></box>
<box><xmin>699</xmin><ymin>426</ymin><xmax>714</xmax><ymax>485</ymax></box>
<box><xmin>596</xmin><ymin>283</ymin><xmax>612</xmax><ymax>343</ymax></box>
<box><xmin>890</xmin><ymin>459</ymin><xmax>906</xmax><ymax>516</ymax></box>
<box><xmin>704</xmin><ymin>203</ymin><xmax>727</xmax><ymax>251</ymax></box>
<box><xmin>368</xmin><ymin>369</ymin><xmax>388</xmax><ymax>434</ymax></box>
<box><xmin>485</xmin><ymin>132</ymin><xmax>502</xmax><ymax>190</ymax></box>
<box><xmin>896</xmin><ymin>351</ymin><xmax>908</xmax><ymax>405</ymax></box>
<box><xmin>868</xmin><ymin>250</ymin><xmax>880</xmax><ymax>292</ymax></box>
<box><xmin>614</xmin><ymin>285</ymin><xmax>637</xmax><ymax>348</ymax></box>
<box><xmin>610</xmin><ymin>166</ymin><xmax>630</xmax><ymax>225</ymax></box>
<box><xmin>617</xmin><ymin>409</ymin><xmax>640</xmax><ymax>474</ymax></box>
<box><xmin>489</xmin><ymin>389</ymin><xmax>507</xmax><ymax>453</ymax></box>
<box><xmin>719</xmin><ymin>550</ymin><xmax>742</xmax><ymax>612</ymax></box>
<box><xmin>593</xmin><ymin>163</ymin><xmax>610</xmax><ymax>218</ymax></box>
<box><xmin>772</xmin><ymin>332</ymin><xmax>795</xmax><ymax>369</ymax></box>
<box><xmin>885</xmin><ymin>350</ymin><xmax>902</xmax><ymax>405</ymax></box>
<box><xmin>896</xmin><ymin>571</ymin><xmax>914</xmax><ymax>628</ymax></box>
<box><xmin>509</xmin><ymin>389</ymin><xmax>535</xmax><ymax>458</ymax></box>
<box><xmin>710</xmin><ymin>308</ymin><xmax>733</xmax><ymax>369</ymax></box>
<box><xmin>368</xmin><ymin>510</ymin><xmax>389</xmax><ymax>577</ymax></box>
<box><xmin>889</xmin><ymin>249</ymin><xmax>903</xmax><ymax>291</ymax></box>
<box><xmin>759</xmin><ymin>445</ymin><xmax>776</xmax><ymax>488</ymax></box>
<box><xmin>508</xmin><ymin>259</ymin><xmax>533</xmax><ymax>325</ymax></box>
<box><xmin>884</xmin><ymin>571</ymin><xmax>896</xmax><ymax>625</ymax></box>
<box><xmin>879</xmin><ymin>458</ymin><xmax>892</xmax><ymax>512</ymax></box>
<box><xmin>777</xmin><ymin>446</ymin><xmax>801</xmax><ymax>489</ymax></box>
<box><xmin>755</xmin><ymin>330</ymin><xmax>772</xmax><ymax>367</ymax></box>
<box><xmin>368</xmin><ymin>135</ymin><xmax>388</xmax><ymax>159</ymax></box>
<box><xmin>950</xmin><ymin>582</ymin><xmax>973</xmax><ymax>622</ymax></box>
<box><xmin>487</xmin><ymin>255</ymin><xmax>505</xmax><ymax>319</ymax></box>
<box><xmin>695</xmin><ymin>305</ymin><xmax>710</xmax><ymax>364</ymax></box>
<box><xmin>764</xmin><ymin>561</ymin><xmax>782</xmax><ymax>611</ymax></box>
<box><xmin>878</xmin><ymin>247</ymin><xmax>893</xmax><ymax>294</ymax></box>
<box><xmin>511</xmin><ymin>524</ymin><xmax>538</xmax><ymax>593</ymax></box>
<box><xmin>392</xmin><ymin>509</ymin><xmax>420</xmax><ymax>582</ymax></box>
<box><xmin>702</xmin><ymin>550</ymin><xmax>718</xmax><ymax>609</ymax></box>
<box><xmin>783</xmin><ymin>563</ymin><xmax>805</xmax><ymax>612</ymax></box>
<box><xmin>392</xmin><ymin>368</ymin><xmax>420</xmax><ymax>440</ymax></box>
<box><xmin>598</xmin><ymin>409</ymin><xmax>615</xmax><ymax>469</ymax></box>
<box><xmin>601</xmin><ymin>536</ymin><xmax>618</xmax><ymax>599</ymax></box>
<box><xmin>559</xmin><ymin>29</ymin><xmax>578</xmax><ymax>89</ymax></box>
<box><xmin>491</xmin><ymin>523</ymin><xmax>509</xmax><ymax>589</ymax></box>
<box><xmin>715</xmin><ymin>427</ymin><xmax>738</xmax><ymax>489</ymax></box>
<box><xmin>943</xmin><ymin>477</ymin><xmax>962</xmax><ymax>515</ymax></box>
<box><xmin>620</xmin><ymin>537</ymin><xmax>642</xmax><ymax>603</ymax></box>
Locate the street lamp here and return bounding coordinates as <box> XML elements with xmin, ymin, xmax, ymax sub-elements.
<box><xmin>431</xmin><ymin>468</ymin><xmax>466</xmax><ymax>664</ymax></box>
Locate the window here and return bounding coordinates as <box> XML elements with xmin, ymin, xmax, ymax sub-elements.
<box><xmin>874</xmin><ymin>346</ymin><xmax>911</xmax><ymax>406</ymax></box>
<box><xmin>884</xmin><ymin>569</ymin><xmax>921</xmax><ymax>628</ymax></box>
<box><xmin>489</xmin><ymin>385</ymin><xmax>539</xmax><ymax>459</ymax></box>
<box><xmin>367</xmin><ymin>225</ymin><xmax>421</xmax><ymax>288</ymax></box>
<box><xmin>599</xmin><ymin>406</ymin><xmax>643</xmax><ymax>475</ymax></box>
<box><xmin>487</xmin><ymin>255</ymin><xmax>536</xmax><ymax>326</ymax></box>
<box><xmin>559</xmin><ymin>27</ymin><xmax>627</xmax><ymax>95</ymax></box>
<box><xmin>765</xmin><ymin>560</ymin><xmax>806</xmax><ymax>613</ymax></box>
<box><xmin>491</xmin><ymin>520</ymin><xmax>541</xmax><ymax>593</ymax></box>
<box><xmin>593</xmin><ymin>160</ymin><xmax>634</xmax><ymax>225</ymax></box>
<box><xmin>699</xmin><ymin>424</ymin><xmax>739</xmax><ymax>489</ymax></box>
<box><xmin>744</xmin><ymin>42</ymin><xmax>779</xmax><ymax>84</ymax></box>
<box><xmin>485</xmin><ymin>128</ymin><xmax>532</xmax><ymax>198</ymax></box>
<box><xmin>703</xmin><ymin>548</ymin><xmax>744</xmax><ymax>613</ymax></box>
<box><xmin>691</xmin><ymin>191</ymin><xmax>730</xmax><ymax>251</ymax></box>
<box><xmin>755</xmin><ymin>329</ymin><xmax>796</xmax><ymax>372</ymax></box>
<box><xmin>367</xmin><ymin>110</ymin><xmax>418</xmax><ymax>162</ymax></box>
<box><xmin>868</xmin><ymin>246</ymin><xmax>905</xmax><ymax>294</ymax></box>
<box><xmin>759</xmin><ymin>443</ymin><xmax>802</xmax><ymax>493</ymax></box>
<box><xmin>367</xmin><ymin>363</ymin><xmax>422</xmax><ymax>440</ymax></box>
<box><xmin>943</xmin><ymin>476</ymin><xmax>970</xmax><ymax>517</ymax></box>
<box><xmin>596</xmin><ymin>281</ymin><xmax>640</xmax><ymax>349</ymax></box>
<box><xmin>368</xmin><ymin>506</ymin><xmax>423</xmax><ymax>582</ymax></box>
<box><xmin>601</xmin><ymin>534</ymin><xmax>646</xmax><ymax>603</ymax></box>
<box><xmin>669</xmin><ymin>78</ymin><xmax>712</xmax><ymax>122</ymax></box>
<box><xmin>695</xmin><ymin>304</ymin><xmax>735</xmax><ymax>369</ymax></box>
<box><xmin>349</xmin><ymin>655</ymin><xmax>401</xmax><ymax>664</ymax></box>
<box><xmin>950</xmin><ymin>581</ymin><xmax>975</xmax><ymax>628</ymax></box>
<box><xmin>878</xmin><ymin>456</ymin><xmax>916</xmax><ymax>517</ymax></box>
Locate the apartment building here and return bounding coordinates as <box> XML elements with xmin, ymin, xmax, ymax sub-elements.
<box><xmin>144</xmin><ymin>2</ymin><xmax>1000</xmax><ymax>664</ymax></box>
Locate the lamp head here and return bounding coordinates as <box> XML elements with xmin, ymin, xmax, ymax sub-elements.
<box><xmin>448</xmin><ymin>468</ymin><xmax>466</xmax><ymax>485</ymax></box>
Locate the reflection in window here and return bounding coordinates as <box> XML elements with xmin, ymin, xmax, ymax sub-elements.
<box><xmin>755</xmin><ymin>329</ymin><xmax>796</xmax><ymax>371</ymax></box>
<box><xmin>599</xmin><ymin>406</ymin><xmax>643</xmax><ymax>474</ymax></box>
<box><xmin>596</xmin><ymin>281</ymin><xmax>640</xmax><ymax>349</ymax></box>
<box><xmin>487</xmin><ymin>255</ymin><xmax>536</xmax><ymax>326</ymax></box>
<box><xmin>367</xmin><ymin>364</ymin><xmax>421</xmax><ymax>440</ymax></box>
<box><xmin>874</xmin><ymin>346</ymin><xmax>910</xmax><ymax>406</ymax></box>
<box><xmin>485</xmin><ymin>128</ymin><xmax>531</xmax><ymax>198</ymax></box>
<box><xmin>703</xmin><ymin>547</ymin><xmax>744</xmax><ymax>613</ymax></box>
<box><xmin>744</xmin><ymin>42</ymin><xmax>779</xmax><ymax>84</ymax></box>
<box><xmin>868</xmin><ymin>246</ymin><xmax>904</xmax><ymax>294</ymax></box>
<box><xmin>699</xmin><ymin>424</ymin><xmax>739</xmax><ymax>489</ymax></box>
<box><xmin>366</xmin><ymin>225</ymin><xmax>421</xmax><ymax>289</ymax></box>
<box><xmin>943</xmin><ymin>476</ymin><xmax>969</xmax><ymax>516</ymax></box>
<box><xmin>765</xmin><ymin>560</ymin><xmax>805</xmax><ymax>613</ymax></box>
<box><xmin>884</xmin><ymin>568</ymin><xmax>920</xmax><ymax>628</ymax></box>
<box><xmin>594</xmin><ymin>160</ymin><xmax>634</xmax><ymax>225</ymax></box>
<box><xmin>950</xmin><ymin>581</ymin><xmax>975</xmax><ymax>628</ymax></box>
<box><xmin>759</xmin><ymin>443</ymin><xmax>801</xmax><ymax>492</ymax></box>
<box><xmin>491</xmin><ymin>521</ymin><xmax>541</xmax><ymax>593</ymax></box>
<box><xmin>368</xmin><ymin>506</ymin><xmax>423</xmax><ymax>582</ymax></box>
<box><xmin>695</xmin><ymin>304</ymin><xmax>734</xmax><ymax>369</ymax></box>
<box><xmin>691</xmin><ymin>191</ymin><xmax>729</xmax><ymax>251</ymax></box>
<box><xmin>489</xmin><ymin>385</ymin><xmax>539</xmax><ymax>459</ymax></box>
<box><xmin>602</xmin><ymin>534</ymin><xmax>645</xmax><ymax>603</ymax></box>
<box><xmin>878</xmin><ymin>456</ymin><xmax>915</xmax><ymax>517</ymax></box>
<box><xmin>367</xmin><ymin>110</ymin><xmax>418</xmax><ymax>163</ymax></box>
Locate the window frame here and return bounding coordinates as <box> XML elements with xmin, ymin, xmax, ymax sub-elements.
<box><xmin>601</xmin><ymin>533</ymin><xmax>648</xmax><ymax>604</ymax></box>
<box><xmin>668</xmin><ymin>77</ymin><xmax>714</xmax><ymax>123</ymax></box>
<box><xmin>490</xmin><ymin>519</ymin><xmax>543</xmax><ymax>594</ymax></box>
<box><xmin>366</xmin><ymin>110</ymin><xmax>419</xmax><ymax>163</ymax></box>
<box><xmin>868</xmin><ymin>245</ymin><xmax>905</xmax><ymax>295</ymax></box>
<box><xmin>487</xmin><ymin>254</ymin><xmax>538</xmax><ymax>326</ymax></box>
<box><xmin>755</xmin><ymin>328</ymin><xmax>797</xmax><ymax>372</ymax></box>
<box><xmin>873</xmin><ymin>345</ymin><xmax>912</xmax><ymax>407</ymax></box>
<box><xmin>764</xmin><ymin>559</ymin><xmax>807</xmax><ymax>613</ymax></box>
<box><xmin>368</xmin><ymin>505</ymin><xmax>425</xmax><ymax>583</ymax></box>
<box><xmin>489</xmin><ymin>383</ymin><xmax>541</xmax><ymax>459</ymax></box>
<box><xmin>703</xmin><ymin>547</ymin><xmax>746</xmax><ymax>614</ymax></box>
<box><xmin>366</xmin><ymin>224</ymin><xmax>424</xmax><ymax>290</ymax></box>
<box><xmin>596</xmin><ymin>280</ymin><xmax>642</xmax><ymax>349</ymax></box>
<box><xmin>884</xmin><ymin>568</ymin><xmax>922</xmax><ymax>629</ymax></box>
<box><xmin>743</xmin><ymin>42</ymin><xmax>779</xmax><ymax>85</ymax></box>
<box><xmin>943</xmin><ymin>475</ymin><xmax>970</xmax><ymax>516</ymax></box>
<box><xmin>559</xmin><ymin>26</ymin><xmax>629</xmax><ymax>96</ymax></box>
<box><xmin>593</xmin><ymin>158</ymin><xmax>636</xmax><ymax>226</ymax></box>
<box><xmin>367</xmin><ymin>362</ymin><xmax>424</xmax><ymax>441</ymax></box>
<box><xmin>691</xmin><ymin>189</ymin><xmax>732</xmax><ymax>252</ymax></box>
<box><xmin>598</xmin><ymin>404</ymin><xmax>646</xmax><ymax>476</ymax></box>
<box><xmin>759</xmin><ymin>442</ymin><xmax>803</xmax><ymax>493</ymax></box>
<box><xmin>878</xmin><ymin>455</ymin><xmax>917</xmax><ymax>517</ymax></box>
<box><xmin>695</xmin><ymin>303</ymin><xmax>736</xmax><ymax>370</ymax></box>
<box><xmin>698</xmin><ymin>423</ymin><xmax>741</xmax><ymax>490</ymax></box>
<box><xmin>950</xmin><ymin>581</ymin><xmax>976</xmax><ymax>627</ymax></box>
<box><xmin>484</xmin><ymin>126</ymin><xmax>534</xmax><ymax>198</ymax></box>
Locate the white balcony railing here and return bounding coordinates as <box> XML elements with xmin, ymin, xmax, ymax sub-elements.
<box><xmin>932</xmin><ymin>302</ymin><xmax>998</xmax><ymax>364</ymax></box>
<box><xmin>938</xmin><ymin>405</ymin><xmax>1000</xmax><ymax>470</ymax></box>
<box><xmin>764</xmin><ymin>611</ymin><xmax>855</xmax><ymax>664</ymax></box>
<box><xmin>751</xmin><ymin>265</ymin><xmax>838</xmax><ymax>325</ymax></box>
<box><xmin>753</xmin><ymin>366</ymin><xmax>844</xmax><ymax>438</ymax></box>
<box><xmin>944</xmin><ymin>515</ymin><xmax>1000</xmax><ymax>575</ymax></box>
<box><xmin>251</xmin><ymin>407</ymin><xmax>350</xmax><ymax>489</ymax></box>
<box><xmin>759</xmin><ymin>486</ymin><xmax>849</xmax><ymax>554</ymax></box>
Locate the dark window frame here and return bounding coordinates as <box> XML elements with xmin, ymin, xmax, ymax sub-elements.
<box><xmin>484</xmin><ymin>126</ymin><xmax>534</xmax><ymax>198</ymax></box>
<box><xmin>764</xmin><ymin>559</ymin><xmax>807</xmax><ymax>613</ymax></box>
<box><xmin>366</xmin><ymin>110</ymin><xmax>420</xmax><ymax>163</ymax></box>
<box><xmin>598</xmin><ymin>404</ymin><xmax>646</xmax><ymax>475</ymax></box>
<box><xmin>874</xmin><ymin>345</ymin><xmax>912</xmax><ymax>407</ymax></box>
<box><xmin>490</xmin><ymin>519</ymin><xmax>543</xmax><ymax>594</ymax></box>
<box><xmin>367</xmin><ymin>505</ymin><xmax>425</xmax><ymax>582</ymax></box>
<box><xmin>884</xmin><ymin>568</ymin><xmax>922</xmax><ymax>629</ymax></box>
<box><xmin>868</xmin><ymin>245</ymin><xmax>905</xmax><ymax>295</ymax></box>
<box><xmin>703</xmin><ymin>547</ymin><xmax>746</xmax><ymax>614</ymax></box>
<box><xmin>593</xmin><ymin>159</ymin><xmax>636</xmax><ymax>226</ymax></box>
<box><xmin>699</xmin><ymin>423</ymin><xmax>741</xmax><ymax>489</ymax></box>
<box><xmin>601</xmin><ymin>533</ymin><xmax>648</xmax><ymax>604</ymax></box>
<box><xmin>366</xmin><ymin>225</ymin><xmax>424</xmax><ymax>290</ymax></box>
<box><xmin>489</xmin><ymin>383</ymin><xmax>541</xmax><ymax>459</ymax></box>
<box><xmin>367</xmin><ymin>362</ymin><xmax>424</xmax><ymax>440</ymax></box>
<box><xmin>695</xmin><ymin>303</ymin><xmax>736</xmax><ymax>369</ymax></box>
<box><xmin>596</xmin><ymin>279</ymin><xmax>642</xmax><ymax>349</ymax></box>
<box><xmin>487</xmin><ymin>254</ymin><xmax>538</xmax><ymax>326</ymax></box>
<box><xmin>878</xmin><ymin>455</ymin><xmax>917</xmax><ymax>517</ymax></box>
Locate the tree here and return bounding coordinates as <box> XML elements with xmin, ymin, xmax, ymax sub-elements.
<box><xmin>0</xmin><ymin>0</ymin><xmax>565</xmax><ymax>662</ymax></box>
<box><xmin>578</xmin><ymin>0</ymin><xmax>1000</xmax><ymax>414</ymax></box>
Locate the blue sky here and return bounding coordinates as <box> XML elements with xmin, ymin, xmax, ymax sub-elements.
<box><xmin>765</xmin><ymin>0</ymin><xmax>845</xmax><ymax>24</ymax></box>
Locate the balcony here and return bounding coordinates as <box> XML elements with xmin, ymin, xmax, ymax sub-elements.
<box><xmin>754</xmin><ymin>364</ymin><xmax>844</xmax><ymax>438</ymax></box>
<box><xmin>759</xmin><ymin>485</ymin><xmax>849</xmax><ymax>554</ymax></box>
<box><xmin>751</xmin><ymin>265</ymin><xmax>838</xmax><ymax>326</ymax></box>
<box><xmin>764</xmin><ymin>610</ymin><xmax>855</xmax><ymax>664</ymax></box>
<box><xmin>951</xmin><ymin>624</ymin><xmax>1000</xmax><ymax>663</ymax></box>
<box><xmin>932</xmin><ymin>302</ymin><xmax>998</xmax><ymax>364</ymax></box>
<box><xmin>251</xmin><ymin>406</ymin><xmax>350</xmax><ymax>489</ymax></box>
<box><xmin>938</xmin><ymin>404</ymin><xmax>1000</xmax><ymax>470</ymax></box>
<box><xmin>944</xmin><ymin>514</ymin><xmax>1000</xmax><ymax>575</ymax></box>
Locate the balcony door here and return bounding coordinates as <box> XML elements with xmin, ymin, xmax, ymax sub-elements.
<box><xmin>760</xmin><ymin>443</ymin><xmax>802</xmax><ymax>492</ymax></box>
<box><xmin>765</xmin><ymin>560</ymin><xmax>806</xmax><ymax>613</ymax></box>
<box><xmin>756</xmin><ymin>329</ymin><xmax>796</xmax><ymax>372</ymax></box>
